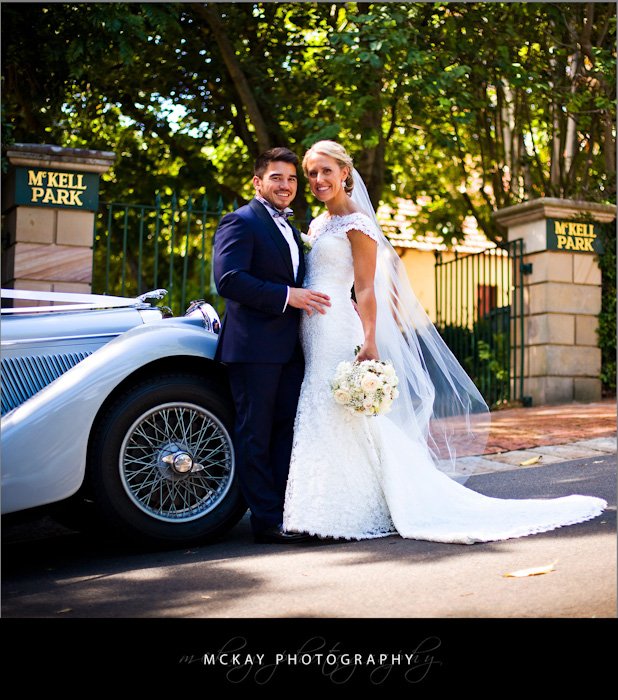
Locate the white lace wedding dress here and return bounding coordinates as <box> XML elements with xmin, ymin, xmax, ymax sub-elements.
<box><xmin>283</xmin><ymin>212</ymin><xmax>607</xmax><ymax>543</ymax></box>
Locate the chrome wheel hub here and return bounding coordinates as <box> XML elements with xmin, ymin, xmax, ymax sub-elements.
<box><xmin>159</xmin><ymin>442</ymin><xmax>204</xmax><ymax>475</ymax></box>
<box><xmin>119</xmin><ymin>402</ymin><xmax>234</xmax><ymax>523</ymax></box>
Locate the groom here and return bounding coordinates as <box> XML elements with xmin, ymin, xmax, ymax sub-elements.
<box><xmin>213</xmin><ymin>147</ymin><xmax>330</xmax><ymax>544</ymax></box>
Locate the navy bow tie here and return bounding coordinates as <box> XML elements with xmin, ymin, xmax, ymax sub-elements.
<box><xmin>272</xmin><ymin>207</ymin><xmax>294</xmax><ymax>220</ymax></box>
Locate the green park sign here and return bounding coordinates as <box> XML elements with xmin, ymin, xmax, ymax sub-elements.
<box><xmin>546</xmin><ymin>217</ymin><xmax>604</xmax><ymax>254</ymax></box>
<box><xmin>13</xmin><ymin>166</ymin><xmax>100</xmax><ymax>211</ymax></box>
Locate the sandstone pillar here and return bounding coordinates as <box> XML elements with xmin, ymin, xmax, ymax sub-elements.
<box><xmin>1</xmin><ymin>143</ymin><xmax>115</xmax><ymax>305</ymax></box>
<box><xmin>494</xmin><ymin>198</ymin><xmax>615</xmax><ymax>404</ymax></box>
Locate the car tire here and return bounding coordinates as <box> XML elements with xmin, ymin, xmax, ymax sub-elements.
<box><xmin>85</xmin><ymin>373</ymin><xmax>246</xmax><ymax>548</ymax></box>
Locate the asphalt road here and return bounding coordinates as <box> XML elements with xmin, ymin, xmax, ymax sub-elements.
<box><xmin>2</xmin><ymin>455</ymin><xmax>616</xmax><ymax>689</ymax></box>
<box><xmin>2</xmin><ymin>454</ymin><xmax>616</xmax><ymax>619</ymax></box>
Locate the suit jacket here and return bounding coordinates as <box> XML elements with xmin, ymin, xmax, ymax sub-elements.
<box><xmin>213</xmin><ymin>198</ymin><xmax>306</xmax><ymax>363</ymax></box>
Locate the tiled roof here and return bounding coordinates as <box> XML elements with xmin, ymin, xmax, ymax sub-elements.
<box><xmin>377</xmin><ymin>198</ymin><xmax>496</xmax><ymax>254</ymax></box>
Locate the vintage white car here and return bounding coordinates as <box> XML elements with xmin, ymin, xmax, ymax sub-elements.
<box><xmin>1</xmin><ymin>288</ymin><xmax>246</xmax><ymax>547</ymax></box>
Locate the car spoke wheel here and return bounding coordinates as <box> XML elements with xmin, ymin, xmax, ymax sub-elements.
<box><xmin>120</xmin><ymin>402</ymin><xmax>233</xmax><ymax>523</ymax></box>
<box><xmin>86</xmin><ymin>373</ymin><xmax>246</xmax><ymax>547</ymax></box>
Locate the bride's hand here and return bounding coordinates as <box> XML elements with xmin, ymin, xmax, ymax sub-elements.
<box><xmin>355</xmin><ymin>341</ymin><xmax>379</xmax><ymax>362</ymax></box>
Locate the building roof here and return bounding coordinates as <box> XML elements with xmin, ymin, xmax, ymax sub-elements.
<box><xmin>377</xmin><ymin>198</ymin><xmax>497</xmax><ymax>254</ymax></box>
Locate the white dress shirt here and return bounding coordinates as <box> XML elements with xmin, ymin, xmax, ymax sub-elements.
<box><xmin>255</xmin><ymin>196</ymin><xmax>299</xmax><ymax>311</ymax></box>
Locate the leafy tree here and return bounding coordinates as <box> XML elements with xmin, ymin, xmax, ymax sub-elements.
<box><xmin>2</xmin><ymin>2</ymin><xmax>614</xmax><ymax>388</ymax></box>
<box><xmin>3</xmin><ymin>2</ymin><xmax>614</xmax><ymax>235</ymax></box>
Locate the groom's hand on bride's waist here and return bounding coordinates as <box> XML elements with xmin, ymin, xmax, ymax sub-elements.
<box><xmin>288</xmin><ymin>287</ymin><xmax>331</xmax><ymax>316</ymax></box>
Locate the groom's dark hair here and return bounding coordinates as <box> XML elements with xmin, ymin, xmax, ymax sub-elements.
<box><xmin>254</xmin><ymin>147</ymin><xmax>298</xmax><ymax>178</ymax></box>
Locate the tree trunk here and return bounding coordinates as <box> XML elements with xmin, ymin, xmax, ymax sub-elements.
<box><xmin>5</xmin><ymin>65</ymin><xmax>41</xmax><ymax>135</ymax></box>
<box><xmin>356</xmin><ymin>124</ymin><xmax>385</xmax><ymax>211</ymax></box>
<box><xmin>192</xmin><ymin>4</ymin><xmax>272</xmax><ymax>154</ymax></box>
<box><xmin>563</xmin><ymin>50</ymin><xmax>580</xmax><ymax>182</ymax></box>
<box><xmin>602</xmin><ymin>117</ymin><xmax>616</xmax><ymax>179</ymax></box>
<box><xmin>499</xmin><ymin>78</ymin><xmax>517</xmax><ymax>199</ymax></box>
<box><xmin>579</xmin><ymin>3</ymin><xmax>616</xmax><ymax>188</ymax></box>
<box><xmin>549</xmin><ymin>91</ymin><xmax>563</xmax><ymax>196</ymax></box>
<box><xmin>547</xmin><ymin>15</ymin><xmax>564</xmax><ymax>197</ymax></box>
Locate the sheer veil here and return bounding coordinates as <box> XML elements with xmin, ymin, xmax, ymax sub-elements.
<box><xmin>349</xmin><ymin>169</ymin><xmax>491</xmax><ymax>482</ymax></box>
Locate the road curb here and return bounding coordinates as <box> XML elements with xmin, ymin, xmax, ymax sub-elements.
<box><xmin>479</xmin><ymin>436</ymin><xmax>617</xmax><ymax>474</ymax></box>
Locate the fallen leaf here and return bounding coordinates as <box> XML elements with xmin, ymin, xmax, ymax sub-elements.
<box><xmin>503</xmin><ymin>562</ymin><xmax>556</xmax><ymax>578</ymax></box>
<box><xmin>519</xmin><ymin>455</ymin><xmax>542</xmax><ymax>466</ymax></box>
<box><xmin>56</xmin><ymin>608</ymin><xmax>73</xmax><ymax>614</ymax></box>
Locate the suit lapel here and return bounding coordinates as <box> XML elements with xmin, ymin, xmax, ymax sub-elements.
<box><xmin>249</xmin><ymin>199</ymin><xmax>295</xmax><ymax>280</ymax></box>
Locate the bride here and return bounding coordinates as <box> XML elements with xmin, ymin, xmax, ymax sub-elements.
<box><xmin>283</xmin><ymin>140</ymin><xmax>606</xmax><ymax>544</ymax></box>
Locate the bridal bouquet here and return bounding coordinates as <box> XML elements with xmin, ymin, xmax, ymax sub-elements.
<box><xmin>331</xmin><ymin>357</ymin><xmax>399</xmax><ymax>416</ymax></box>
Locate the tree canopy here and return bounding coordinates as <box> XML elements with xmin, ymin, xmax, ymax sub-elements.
<box><xmin>2</xmin><ymin>2</ymin><xmax>616</xmax><ymax>242</ymax></box>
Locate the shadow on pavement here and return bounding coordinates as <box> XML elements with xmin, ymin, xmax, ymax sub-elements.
<box><xmin>1</xmin><ymin>455</ymin><xmax>614</xmax><ymax>618</ymax></box>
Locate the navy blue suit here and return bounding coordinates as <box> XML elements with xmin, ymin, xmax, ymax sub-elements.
<box><xmin>213</xmin><ymin>198</ymin><xmax>306</xmax><ymax>535</ymax></box>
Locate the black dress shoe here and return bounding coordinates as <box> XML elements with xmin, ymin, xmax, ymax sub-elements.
<box><xmin>254</xmin><ymin>524</ymin><xmax>313</xmax><ymax>544</ymax></box>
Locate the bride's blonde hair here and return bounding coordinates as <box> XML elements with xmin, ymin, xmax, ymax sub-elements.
<box><xmin>302</xmin><ymin>140</ymin><xmax>354</xmax><ymax>195</ymax></box>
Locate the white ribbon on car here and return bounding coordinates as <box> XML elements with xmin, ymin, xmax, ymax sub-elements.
<box><xmin>0</xmin><ymin>289</ymin><xmax>162</xmax><ymax>314</ymax></box>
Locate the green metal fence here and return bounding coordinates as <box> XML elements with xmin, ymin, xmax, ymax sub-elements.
<box><xmin>92</xmin><ymin>196</ymin><xmax>311</xmax><ymax>316</ymax></box>
<box><xmin>435</xmin><ymin>239</ymin><xmax>530</xmax><ymax>408</ymax></box>
<box><xmin>93</xmin><ymin>195</ymin><xmax>229</xmax><ymax>316</ymax></box>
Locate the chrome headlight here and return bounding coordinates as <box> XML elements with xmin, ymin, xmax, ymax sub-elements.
<box><xmin>184</xmin><ymin>300</ymin><xmax>221</xmax><ymax>334</ymax></box>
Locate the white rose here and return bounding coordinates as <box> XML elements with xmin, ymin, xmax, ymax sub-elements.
<box><xmin>360</xmin><ymin>374</ymin><xmax>380</xmax><ymax>392</ymax></box>
<box><xmin>334</xmin><ymin>389</ymin><xmax>352</xmax><ymax>405</ymax></box>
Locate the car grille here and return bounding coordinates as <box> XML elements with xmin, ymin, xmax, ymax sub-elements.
<box><xmin>1</xmin><ymin>351</ymin><xmax>92</xmax><ymax>415</ymax></box>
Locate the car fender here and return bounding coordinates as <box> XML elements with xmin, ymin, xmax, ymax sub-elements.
<box><xmin>1</xmin><ymin>320</ymin><xmax>221</xmax><ymax>514</ymax></box>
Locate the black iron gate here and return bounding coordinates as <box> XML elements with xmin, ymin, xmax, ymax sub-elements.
<box><xmin>435</xmin><ymin>239</ymin><xmax>528</xmax><ymax>408</ymax></box>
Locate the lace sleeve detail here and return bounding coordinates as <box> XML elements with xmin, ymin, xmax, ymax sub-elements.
<box><xmin>320</xmin><ymin>212</ymin><xmax>378</xmax><ymax>243</ymax></box>
<box><xmin>309</xmin><ymin>211</ymin><xmax>381</xmax><ymax>244</ymax></box>
<box><xmin>343</xmin><ymin>213</ymin><xmax>380</xmax><ymax>243</ymax></box>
